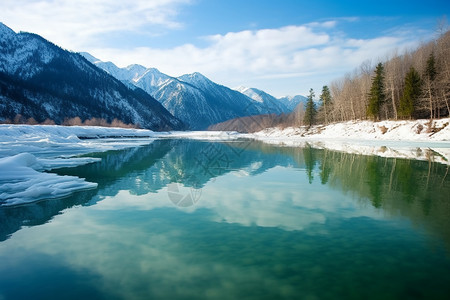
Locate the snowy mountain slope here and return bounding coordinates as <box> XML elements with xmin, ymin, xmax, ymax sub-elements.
<box><xmin>134</xmin><ymin>68</ymin><xmax>173</xmax><ymax>96</ymax></box>
<box><xmin>153</xmin><ymin>78</ymin><xmax>223</xmax><ymax>129</ymax></box>
<box><xmin>235</xmin><ymin>86</ymin><xmax>290</xmax><ymax>114</ymax></box>
<box><xmin>155</xmin><ymin>73</ymin><xmax>268</xmax><ymax>129</ymax></box>
<box><xmin>0</xmin><ymin>23</ymin><xmax>183</xmax><ymax>130</ymax></box>
<box><xmin>235</xmin><ymin>87</ymin><xmax>307</xmax><ymax>113</ymax></box>
<box><xmin>0</xmin><ymin>25</ymin><xmax>54</xmax><ymax>79</ymax></box>
<box><xmin>175</xmin><ymin>72</ymin><xmax>268</xmax><ymax>123</ymax></box>
<box><xmin>81</xmin><ymin>52</ymin><xmax>149</xmax><ymax>83</ymax></box>
<box><xmin>235</xmin><ymin>86</ymin><xmax>266</xmax><ymax>103</ymax></box>
<box><xmin>83</xmin><ymin>53</ymin><xmax>172</xmax><ymax>97</ymax></box>
<box><xmin>278</xmin><ymin>95</ymin><xmax>307</xmax><ymax>111</ymax></box>
<box><xmin>84</xmin><ymin>54</ymin><xmax>282</xmax><ymax>130</ymax></box>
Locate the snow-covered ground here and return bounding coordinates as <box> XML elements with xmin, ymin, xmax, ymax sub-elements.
<box><xmin>251</xmin><ymin>118</ymin><xmax>450</xmax><ymax>141</ymax></box>
<box><xmin>1</xmin><ymin>119</ymin><xmax>449</xmax><ymax>206</ymax></box>
<box><xmin>0</xmin><ymin>125</ymin><xmax>159</xmax><ymax>206</ymax></box>
<box><xmin>0</xmin><ymin>153</ymin><xmax>98</xmax><ymax>206</ymax></box>
<box><xmin>245</xmin><ymin>118</ymin><xmax>450</xmax><ymax>165</ymax></box>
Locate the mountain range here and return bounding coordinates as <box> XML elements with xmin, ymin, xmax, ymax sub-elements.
<box><xmin>0</xmin><ymin>23</ymin><xmax>183</xmax><ymax>130</ymax></box>
<box><xmin>83</xmin><ymin>53</ymin><xmax>306</xmax><ymax>130</ymax></box>
<box><xmin>0</xmin><ymin>22</ymin><xmax>306</xmax><ymax>131</ymax></box>
<box><xmin>235</xmin><ymin>86</ymin><xmax>306</xmax><ymax>113</ymax></box>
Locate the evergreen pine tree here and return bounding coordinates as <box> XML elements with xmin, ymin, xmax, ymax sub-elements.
<box><xmin>319</xmin><ymin>85</ymin><xmax>332</xmax><ymax>124</ymax></box>
<box><xmin>303</xmin><ymin>145</ymin><xmax>316</xmax><ymax>184</ymax></box>
<box><xmin>367</xmin><ymin>63</ymin><xmax>385</xmax><ymax>120</ymax></box>
<box><xmin>425</xmin><ymin>53</ymin><xmax>437</xmax><ymax>81</ymax></box>
<box><xmin>398</xmin><ymin>67</ymin><xmax>421</xmax><ymax>119</ymax></box>
<box><xmin>304</xmin><ymin>88</ymin><xmax>316</xmax><ymax>127</ymax></box>
<box><xmin>424</xmin><ymin>52</ymin><xmax>437</xmax><ymax>118</ymax></box>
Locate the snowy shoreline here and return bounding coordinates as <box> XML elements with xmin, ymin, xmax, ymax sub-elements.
<box><xmin>248</xmin><ymin>118</ymin><xmax>450</xmax><ymax>142</ymax></box>
<box><xmin>0</xmin><ymin>125</ymin><xmax>159</xmax><ymax>206</ymax></box>
<box><xmin>242</xmin><ymin>118</ymin><xmax>450</xmax><ymax>165</ymax></box>
<box><xmin>0</xmin><ymin>120</ymin><xmax>449</xmax><ymax>206</ymax></box>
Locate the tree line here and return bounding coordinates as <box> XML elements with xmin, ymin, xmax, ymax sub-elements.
<box><xmin>209</xmin><ymin>27</ymin><xmax>450</xmax><ymax>133</ymax></box>
<box><xmin>1</xmin><ymin>114</ymin><xmax>137</xmax><ymax>128</ymax></box>
<box><xmin>306</xmin><ymin>28</ymin><xmax>450</xmax><ymax>125</ymax></box>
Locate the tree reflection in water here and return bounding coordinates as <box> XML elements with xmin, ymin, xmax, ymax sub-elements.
<box><xmin>1</xmin><ymin>139</ymin><xmax>449</xmax><ymax>248</ymax></box>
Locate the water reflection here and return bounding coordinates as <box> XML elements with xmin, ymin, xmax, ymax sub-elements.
<box><xmin>1</xmin><ymin>139</ymin><xmax>449</xmax><ymax>243</ymax></box>
<box><xmin>0</xmin><ymin>139</ymin><xmax>450</xmax><ymax>299</ymax></box>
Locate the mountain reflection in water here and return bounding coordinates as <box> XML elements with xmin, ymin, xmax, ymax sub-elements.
<box><xmin>1</xmin><ymin>139</ymin><xmax>449</xmax><ymax>246</ymax></box>
<box><xmin>1</xmin><ymin>139</ymin><xmax>450</xmax><ymax>300</ymax></box>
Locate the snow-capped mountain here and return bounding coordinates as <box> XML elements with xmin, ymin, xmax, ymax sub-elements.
<box><xmin>278</xmin><ymin>95</ymin><xmax>307</xmax><ymax>111</ymax></box>
<box><xmin>0</xmin><ymin>23</ymin><xmax>183</xmax><ymax>130</ymax></box>
<box><xmin>236</xmin><ymin>86</ymin><xmax>306</xmax><ymax>113</ymax></box>
<box><xmin>83</xmin><ymin>54</ymin><xmax>281</xmax><ymax>130</ymax></box>
<box><xmin>156</xmin><ymin>72</ymin><xmax>275</xmax><ymax>129</ymax></box>
<box><xmin>235</xmin><ymin>86</ymin><xmax>288</xmax><ymax>114</ymax></box>
<box><xmin>81</xmin><ymin>53</ymin><xmax>170</xmax><ymax>96</ymax></box>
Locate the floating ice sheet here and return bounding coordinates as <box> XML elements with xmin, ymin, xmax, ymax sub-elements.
<box><xmin>0</xmin><ymin>125</ymin><xmax>164</xmax><ymax>206</ymax></box>
<box><xmin>0</xmin><ymin>153</ymin><xmax>98</xmax><ymax>206</ymax></box>
<box><xmin>0</xmin><ymin>124</ymin><xmax>159</xmax><ymax>159</ymax></box>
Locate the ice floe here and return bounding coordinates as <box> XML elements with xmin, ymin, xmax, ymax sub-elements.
<box><xmin>0</xmin><ymin>153</ymin><xmax>98</xmax><ymax>206</ymax></box>
<box><xmin>0</xmin><ymin>125</ymin><xmax>158</xmax><ymax>206</ymax></box>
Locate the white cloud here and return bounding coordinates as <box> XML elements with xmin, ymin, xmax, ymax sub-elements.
<box><xmin>91</xmin><ymin>24</ymin><xmax>332</xmax><ymax>72</ymax></box>
<box><xmin>89</xmin><ymin>22</ymin><xmax>420</xmax><ymax>96</ymax></box>
<box><xmin>307</xmin><ymin>20</ymin><xmax>338</xmax><ymax>28</ymax></box>
<box><xmin>89</xmin><ymin>166</ymin><xmax>381</xmax><ymax>232</ymax></box>
<box><xmin>1</xmin><ymin>0</ymin><xmax>191</xmax><ymax>50</ymax></box>
<box><xmin>0</xmin><ymin>1</ymin><xmax>426</xmax><ymax>97</ymax></box>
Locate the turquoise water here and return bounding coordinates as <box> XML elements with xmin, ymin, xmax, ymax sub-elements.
<box><xmin>0</xmin><ymin>139</ymin><xmax>450</xmax><ymax>300</ymax></box>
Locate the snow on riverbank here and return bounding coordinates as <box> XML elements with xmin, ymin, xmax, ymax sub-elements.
<box><xmin>0</xmin><ymin>153</ymin><xmax>98</xmax><ymax>206</ymax></box>
<box><xmin>0</xmin><ymin>124</ymin><xmax>158</xmax><ymax>158</ymax></box>
<box><xmin>0</xmin><ymin>125</ymin><xmax>242</xmax><ymax>159</ymax></box>
<box><xmin>251</xmin><ymin>118</ymin><xmax>450</xmax><ymax>141</ymax></box>
<box><xmin>0</xmin><ymin>125</ymin><xmax>159</xmax><ymax>206</ymax></box>
<box><xmin>246</xmin><ymin>118</ymin><xmax>450</xmax><ymax>165</ymax></box>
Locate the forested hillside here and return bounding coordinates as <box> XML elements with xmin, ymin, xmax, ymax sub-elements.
<box><xmin>83</xmin><ymin>53</ymin><xmax>296</xmax><ymax>130</ymax></box>
<box><xmin>209</xmin><ymin>29</ymin><xmax>450</xmax><ymax>132</ymax></box>
<box><xmin>0</xmin><ymin>23</ymin><xmax>184</xmax><ymax>130</ymax></box>
<box><xmin>320</xmin><ymin>29</ymin><xmax>450</xmax><ymax>123</ymax></box>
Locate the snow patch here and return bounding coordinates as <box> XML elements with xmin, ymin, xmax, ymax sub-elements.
<box><xmin>249</xmin><ymin>118</ymin><xmax>450</xmax><ymax>142</ymax></box>
<box><xmin>0</xmin><ymin>153</ymin><xmax>98</xmax><ymax>206</ymax></box>
<box><xmin>234</xmin><ymin>86</ymin><xmax>264</xmax><ymax>103</ymax></box>
<box><xmin>0</xmin><ymin>125</ymin><xmax>161</xmax><ymax>206</ymax></box>
<box><xmin>0</xmin><ymin>124</ymin><xmax>158</xmax><ymax>158</ymax></box>
<box><xmin>246</xmin><ymin>118</ymin><xmax>450</xmax><ymax>164</ymax></box>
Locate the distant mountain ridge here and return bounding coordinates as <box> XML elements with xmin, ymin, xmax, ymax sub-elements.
<box><xmin>277</xmin><ymin>95</ymin><xmax>308</xmax><ymax>111</ymax></box>
<box><xmin>235</xmin><ymin>86</ymin><xmax>306</xmax><ymax>113</ymax></box>
<box><xmin>83</xmin><ymin>53</ymin><xmax>305</xmax><ymax>130</ymax></box>
<box><xmin>0</xmin><ymin>23</ymin><xmax>183</xmax><ymax>130</ymax></box>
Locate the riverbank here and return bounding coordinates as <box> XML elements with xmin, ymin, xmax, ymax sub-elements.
<box><xmin>243</xmin><ymin>118</ymin><xmax>450</xmax><ymax>165</ymax></box>
<box><xmin>0</xmin><ymin>120</ymin><xmax>449</xmax><ymax>206</ymax></box>
<box><xmin>1</xmin><ymin>120</ymin><xmax>449</xmax><ymax>165</ymax></box>
<box><xmin>249</xmin><ymin>118</ymin><xmax>450</xmax><ymax>141</ymax></box>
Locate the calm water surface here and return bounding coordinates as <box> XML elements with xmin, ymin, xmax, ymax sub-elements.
<box><xmin>1</xmin><ymin>139</ymin><xmax>450</xmax><ymax>300</ymax></box>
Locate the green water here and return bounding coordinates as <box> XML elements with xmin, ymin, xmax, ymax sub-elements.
<box><xmin>1</xmin><ymin>139</ymin><xmax>450</xmax><ymax>300</ymax></box>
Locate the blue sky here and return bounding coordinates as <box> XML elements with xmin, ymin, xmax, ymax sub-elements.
<box><xmin>1</xmin><ymin>0</ymin><xmax>449</xmax><ymax>96</ymax></box>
